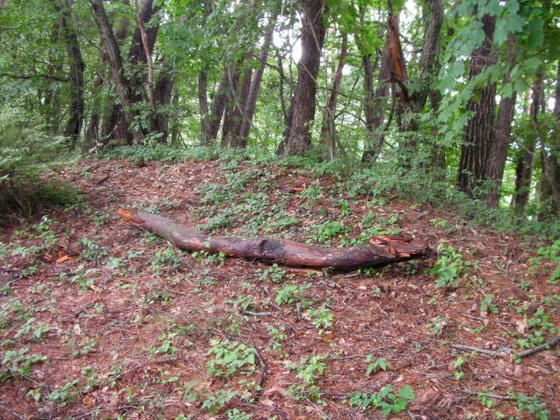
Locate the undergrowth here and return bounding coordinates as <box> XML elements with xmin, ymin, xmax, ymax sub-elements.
<box><xmin>0</xmin><ymin>103</ymin><xmax>82</xmax><ymax>223</ymax></box>
<box><xmin>99</xmin><ymin>144</ymin><xmax>560</xmax><ymax>240</ymax></box>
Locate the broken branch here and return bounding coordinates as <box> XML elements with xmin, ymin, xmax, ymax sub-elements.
<box><xmin>117</xmin><ymin>208</ymin><xmax>430</xmax><ymax>270</ymax></box>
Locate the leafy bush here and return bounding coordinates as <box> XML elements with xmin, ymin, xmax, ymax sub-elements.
<box><xmin>0</xmin><ymin>104</ymin><xmax>78</xmax><ymax>220</ymax></box>
<box><xmin>428</xmin><ymin>244</ymin><xmax>473</xmax><ymax>289</ymax></box>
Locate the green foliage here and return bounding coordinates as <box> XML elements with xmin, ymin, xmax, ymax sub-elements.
<box><xmin>516</xmin><ymin>309</ymin><xmax>557</xmax><ymax>350</ymax></box>
<box><xmin>349</xmin><ymin>385</ymin><xmax>415</xmax><ymax>417</ymax></box>
<box><xmin>428</xmin><ymin>244</ymin><xmax>473</xmax><ymax>289</ymax></box>
<box><xmin>259</xmin><ymin>264</ymin><xmax>286</xmax><ymax>283</ymax></box>
<box><xmin>286</xmin><ymin>355</ymin><xmax>326</xmax><ymax>402</ymax></box>
<box><xmin>102</xmin><ymin>144</ymin><xmax>221</xmax><ymax>163</ymax></box>
<box><xmin>207</xmin><ymin>339</ymin><xmax>257</xmax><ymax>377</ymax></box>
<box><xmin>306</xmin><ymin>307</ymin><xmax>334</xmax><ymax>333</ymax></box>
<box><xmin>0</xmin><ymin>104</ymin><xmax>79</xmax><ymax>218</ymax></box>
<box><xmin>201</xmin><ymin>389</ymin><xmax>238</xmax><ymax>414</ymax></box>
<box><xmin>14</xmin><ymin>318</ymin><xmax>51</xmax><ymax>341</ymax></box>
<box><xmin>313</xmin><ymin>221</ymin><xmax>348</xmax><ymax>243</ymax></box>
<box><xmin>1</xmin><ymin>347</ymin><xmax>47</xmax><ymax>380</ymax></box>
<box><xmin>509</xmin><ymin>391</ymin><xmax>550</xmax><ymax>420</ymax></box>
<box><xmin>365</xmin><ymin>355</ymin><xmax>391</xmax><ymax>376</ymax></box>
<box><xmin>275</xmin><ymin>284</ymin><xmax>309</xmax><ymax>307</ymax></box>
<box><xmin>532</xmin><ymin>240</ymin><xmax>560</xmax><ymax>285</ymax></box>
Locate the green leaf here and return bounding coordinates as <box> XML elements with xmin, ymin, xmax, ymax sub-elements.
<box><xmin>399</xmin><ymin>385</ymin><xmax>415</xmax><ymax>400</ymax></box>
<box><xmin>493</xmin><ymin>24</ymin><xmax>508</xmax><ymax>45</ymax></box>
<box><xmin>503</xmin><ymin>82</ymin><xmax>513</xmax><ymax>98</ymax></box>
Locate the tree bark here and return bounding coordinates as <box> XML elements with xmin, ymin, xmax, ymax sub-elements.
<box><xmin>457</xmin><ymin>13</ymin><xmax>497</xmax><ymax>197</ymax></box>
<box><xmin>512</xmin><ymin>73</ymin><xmax>544</xmax><ymax>211</ymax></box>
<box><xmin>229</xmin><ymin>62</ymin><xmax>253</xmax><ymax>148</ymax></box>
<box><xmin>97</xmin><ymin>0</ymin><xmax>161</xmax><ymax>143</ymax></box>
<box><xmin>89</xmin><ymin>0</ymin><xmax>143</xmax><ymax>142</ymax></box>
<box><xmin>154</xmin><ymin>59</ymin><xmax>174</xmax><ymax>139</ymax></box>
<box><xmin>221</xmin><ymin>64</ymin><xmax>242</xmax><ymax>148</ymax></box>
<box><xmin>284</xmin><ymin>0</ymin><xmax>327</xmax><ymax>156</ymax></box>
<box><xmin>484</xmin><ymin>36</ymin><xmax>516</xmax><ymax>208</ymax></box>
<box><xmin>118</xmin><ymin>208</ymin><xmax>430</xmax><ymax>270</ymax></box>
<box><xmin>358</xmin><ymin>5</ymin><xmax>387</xmax><ymax>163</ymax></box>
<box><xmin>320</xmin><ymin>32</ymin><xmax>348</xmax><ymax>159</ymax></box>
<box><xmin>134</xmin><ymin>0</ymin><xmax>156</xmax><ymax>114</ymax></box>
<box><xmin>198</xmin><ymin>65</ymin><xmax>212</xmax><ymax>145</ymax></box>
<box><xmin>51</xmin><ymin>0</ymin><xmax>85</xmax><ymax>148</ymax></box>
<box><xmin>239</xmin><ymin>14</ymin><xmax>277</xmax><ymax>144</ymax></box>
<box><xmin>207</xmin><ymin>72</ymin><xmax>229</xmax><ymax>142</ymax></box>
<box><xmin>541</xmin><ymin>62</ymin><xmax>560</xmax><ymax>215</ymax></box>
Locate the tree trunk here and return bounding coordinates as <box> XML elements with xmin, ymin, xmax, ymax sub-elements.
<box><xmin>456</xmin><ymin>13</ymin><xmax>497</xmax><ymax>197</ymax></box>
<box><xmin>154</xmin><ymin>59</ymin><xmax>174</xmax><ymax>139</ymax></box>
<box><xmin>207</xmin><ymin>72</ymin><xmax>229</xmax><ymax>142</ymax></box>
<box><xmin>320</xmin><ymin>32</ymin><xmax>348</xmax><ymax>159</ymax></box>
<box><xmin>239</xmin><ymin>14</ymin><xmax>277</xmax><ymax>144</ymax></box>
<box><xmin>134</xmin><ymin>0</ymin><xmax>156</xmax><ymax>115</ymax></box>
<box><xmin>221</xmin><ymin>64</ymin><xmax>242</xmax><ymax>148</ymax></box>
<box><xmin>51</xmin><ymin>0</ymin><xmax>84</xmax><ymax>148</ymax></box>
<box><xmin>85</xmin><ymin>66</ymin><xmax>104</xmax><ymax>148</ymax></box>
<box><xmin>118</xmin><ymin>208</ymin><xmax>430</xmax><ymax>270</ymax></box>
<box><xmin>283</xmin><ymin>0</ymin><xmax>327</xmax><ymax>156</ymax></box>
<box><xmin>358</xmin><ymin>7</ymin><xmax>387</xmax><ymax>164</ymax></box>
<box><xmin>539</xmin><ymin>62</ymin><xmax>560</xmax><ymax>216</ymax></box>
<box><xmin>98</xmin><ymin>0</ymin><xmax>160</xmax><ymax>143</ymax></box>
<box><xmin>89</xmin><ymin>0</ymin><xmax>143</xmax><ymax>142</ymax></box>
<box><xmin>512</xmin><ymin>73</ymin><xmax>544</xmax><ymax>211</ymax></box>
<box><xmin>484</xmin><ymin>36</ymin><xmax>516</xmax><ymax>208</ymax></box>
<box><xmin>230</xmin><ymin>62</ymin><xmax>253</xmax><ymax>148</ymax></box>
<box><xmin>198</xmin><ymin>66</ymin><xmax>212</xmax><ymax>145</ymax></box>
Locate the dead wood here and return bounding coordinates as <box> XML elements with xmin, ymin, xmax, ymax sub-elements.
<box><xmin>117</xmin><ymin>208</ymin><xmax>430</xmax><ymax>270</ymax></box>
<box><xmin>515</xmin><ymin>336</ymin><xmax>560</xmax><ymax>359</ymax></box>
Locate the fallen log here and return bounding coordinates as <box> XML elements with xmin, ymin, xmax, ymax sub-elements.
<box><xmin>117</xmin><ymin>208</ymin><xmax>430</xmax><ymax>270</ymax></box>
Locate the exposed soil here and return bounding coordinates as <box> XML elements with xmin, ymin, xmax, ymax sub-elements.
<box><xmin>1</xmin><ymin>158</ymin><xmax>558</xmax><ymax>419</ymax></box>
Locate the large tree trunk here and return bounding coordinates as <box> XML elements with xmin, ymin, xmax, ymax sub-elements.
<box><xmin>539</xmin><ymin>62</ymin><xmax>560</xmax><ymax>216</ymax></box>
<box><xmin>118</xmin><ymin>208</ymin><xmax>430</xmax><ymax>270</ymax></box>
<box><xmin>320</xmin><ymin>32</ymin><xmax>348</xmax><ymax>159</ymax></box>
<box><xmin>229</xmin><ymin>62</ymin><xmax>253</xmax><ymax>148</ymax></box>
<box><xmin>484</xmin><ymin>36</ymin><xmax>516</xmax><ymax>208</ymax></box>
<box><xmin>239</xmin><ymin>14</ymin><xmax>277</xmax><ymax>144</ymax></box>
<box><xmin>457</xmin><ymin>13</ymin><xmax>497</xmax><ymax>197</ymax></box>
<box><xmin>89</xmin><ymin>0</ymin><xmax>143</xmax><ymax>142</ymax></box>
<box><xmin>512</xmin><ymin>73</ymin><xmax>544</xmax><ymax>211</ymax></box>
<box><xmin>51</xmin><ymin>0</ymin><xmax>84</xmax><ymax>148</ymax></box>
<box><xmin>221</xmin><ymin>64</ymin><xmax>242</xmax><ymax>148</ymax></box>
<box><xmin>283</xmin><ymin>0</ymin><xmax>327</xmax><ymax>156</ymax></box>
<box><xmin>206</xmin><ymin>73</ymin><xmax>229</xmax><ymax>142</ymax></box>
<box><xmin>154</xmin><ymin>59</ymin><xmax>174</xmax><ymax>139</ymax></box>
<box><xmin>98</xmin><ymin>0</ymin><xmax>160</xmax><ymax>143</ymax></box>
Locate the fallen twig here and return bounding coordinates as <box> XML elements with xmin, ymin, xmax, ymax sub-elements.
<box><xmin>515</xmin><ymin>336</ymin><xmax>560</xmax><ymax>359</ymax></box>
<box><xmin>240</xmin><ymin>309</ymin><xmax>275</xmax><ymax>317</ymax></box>
<box><xmin>0</xmin><ymin>401</ymin><xmax>25</xmax><ymax>420</ymax></box>
<box><xmin>457</xmin><ymin>388</ymin><xmax>515</xmax><ymax>401</ymax></box>
<box><xmin>450</xmin><ymin>344</ymin><xmax>501</xmax><ymax>357</ymax></box>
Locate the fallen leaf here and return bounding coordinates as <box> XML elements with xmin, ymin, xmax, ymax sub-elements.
<box><xmin>516</xmin><ymin>318</ymin><xmax>528</xmax><ymax>335</ymax></box>
<box><xmin>82</xmin><ymin>395</ymin><xmax>95</xmax><ymax>405</ymax></box>
<box><xmin>55</xmin><ymin>255</ymin><xmax>71</xmax><ymax>264</ymax></box>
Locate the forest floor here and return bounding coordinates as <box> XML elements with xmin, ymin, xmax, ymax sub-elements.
<box><xmin>0</xmin><ymin>156</ymin><xmax>559</xmax><ymax>419</ymax></box>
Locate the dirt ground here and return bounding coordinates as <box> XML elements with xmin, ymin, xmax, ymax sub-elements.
<box><xmin>1</xmin><ymin>157</ymin><xmax>558</xmax><ymax>419</ymax></box>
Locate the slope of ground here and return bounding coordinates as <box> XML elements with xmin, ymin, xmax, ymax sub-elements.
<box><xmin>0</xmin><ymin>157</ymin><xmax>558</xmax><ymax>419</ymax></box>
